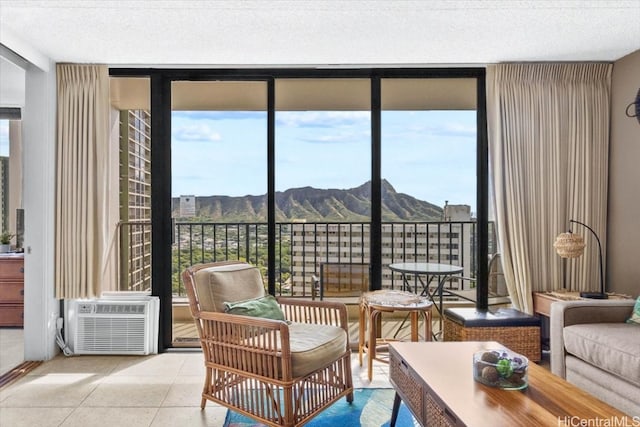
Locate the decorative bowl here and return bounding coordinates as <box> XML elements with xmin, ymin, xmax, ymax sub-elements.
<box><xmin>473</xmin><ymin>348</ymin><xmax>528</xmax><ymax>390</ymax></box>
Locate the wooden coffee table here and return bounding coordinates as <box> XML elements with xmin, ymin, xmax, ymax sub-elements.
<box><xmin>389</xmin><ymin>341</ymin><xmax>630</xmax><ymax>426</ymax></box>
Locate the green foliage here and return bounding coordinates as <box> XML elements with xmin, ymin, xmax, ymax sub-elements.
<box><xmin>171</xmin><ymin>239</ymin><xmax>292</xmax><ymax>296</ymax></box>
<box><xmin>0</xmin><ymin>231</ymin><xmax>14</xmax><ymax>244</ymax></box>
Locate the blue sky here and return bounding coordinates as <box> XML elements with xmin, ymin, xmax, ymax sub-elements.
<box><xmin>0</xmin><ymin>121</ymin><xmax>9</xmax><ymax>157</ymax></box>
<box><xmin>1</xmin><ymin>111</ymin><xmax>477</xmax><ymax>212</ymax></box>
<box><xmin>171</xmin><ymin>110</ymin><xmax>477</xmax><ymax>212</ymax></box>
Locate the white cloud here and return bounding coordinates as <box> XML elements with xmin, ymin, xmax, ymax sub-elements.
<box><xmin>299</xmin><ymin>129</ymin><xmax>370</xmax><ymax>144</ymax></box>
<box><xmin>175</xmin><ymin>111</ymin><xmax>266</xmax><ymax>121</ymax></box>
<box><xmin>276</xmin><ymin>111</ymin><xmax>370</xmax><ymax>129</ymax></box>
<box><xmin>172</xmin><ymin>123</ymin><xmax>222</xmax><ymax>143</ymax></box>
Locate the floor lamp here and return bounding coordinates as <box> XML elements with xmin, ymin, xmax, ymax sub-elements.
<box><xmin>553</xmin><ymin>219</ymin><xmax>608</xmax><ymax>299</ymax></box>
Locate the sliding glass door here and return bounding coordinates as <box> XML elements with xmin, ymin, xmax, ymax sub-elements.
<box><xmin>274</xmin><ymin>79</ymin><xmax>371</xmax><ymax>298</ymax></box>
<box><xmin>170</xmin><ymin>80</ymin><xmax>268</xmax><ymax>346</ymax></box>
<box><xmin>380</xmin><ymin>78</ymin><xmax>478</xmax><ymax>290</ymax></box>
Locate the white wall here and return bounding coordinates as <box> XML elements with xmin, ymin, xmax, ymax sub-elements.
<box><xmin>607</xmin><ymin>49</ymin><xmax>640</xmax><ymax>298</ymax></box>
<box><xmin>2</xmin><ymin>30</ymin><xmax>59</xmax><ymax>361</ymax></box>
<box><xmin>22</xmin><ymin>62</ymin><xmax>58</xmax><ymax>360</ymax></box>
<box><xmin>0</xmin><ymin>56</ymin><xmax>25</xmax><ymax>108</ymax></box>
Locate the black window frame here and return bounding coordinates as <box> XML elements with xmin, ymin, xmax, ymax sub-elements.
<box><xmin>109</xmin><ymin>67</ymin><xmax>489</xmax><ymax>351</ymax></box>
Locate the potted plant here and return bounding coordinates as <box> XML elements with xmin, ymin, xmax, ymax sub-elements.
<box><xmin>0</xmin><ymin>231</ymin><xmax>14</xmax><ymax>253</ymax></box>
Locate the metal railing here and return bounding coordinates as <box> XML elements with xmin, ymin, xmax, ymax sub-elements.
<box><xmin>118</xmin><ymin>220</ymin><xmax>497</xmax><ymax>298</ymax></box>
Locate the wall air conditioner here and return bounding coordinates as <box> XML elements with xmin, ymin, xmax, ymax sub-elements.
<box><xmin>66</xmin><ymin>293</ymin><xmax>159</xmax><ymax>355</ymax></box>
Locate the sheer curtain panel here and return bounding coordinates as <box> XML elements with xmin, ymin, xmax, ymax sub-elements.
<box><xmin>55</xmin><ymin>64</ymin><xmax>113</xmax><ymax>299</ymax></box>
<box><xmin>487</xmin><ymin>63</ymin><xmax>612</xmax><ymax>313</ymax></box>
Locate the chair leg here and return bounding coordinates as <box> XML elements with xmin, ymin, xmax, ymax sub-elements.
<box><xmin>201</xmin><ymin>366</ymin><xmax>212</xmax><ymax>409</ymax></box>
<box><xmin>346</xmin><ymin>390</ymin><xmax>354</xmax><ymax>403</ymax></box>
<box><xmin>344</xmin><ymin>354</ymin><xmax>354</xmax><ymax>403</ymax></box>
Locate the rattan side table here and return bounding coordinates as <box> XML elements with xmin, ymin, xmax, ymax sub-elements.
<box><xmin>358</xmin><ymin>290</ymin><xmax>432</xmax><ymax>381</ymax></box>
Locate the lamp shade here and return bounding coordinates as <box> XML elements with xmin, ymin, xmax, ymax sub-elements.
<box><xmin>554</xmin><ymin>232</ymin><xmax>586</xmax><ymax>258</ymax></box>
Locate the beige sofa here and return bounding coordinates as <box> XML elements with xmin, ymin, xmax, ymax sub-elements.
<box><xmin>550</xmin><ymin>299</ymin><xmax>639</xmax><ymax>416</ymax></box>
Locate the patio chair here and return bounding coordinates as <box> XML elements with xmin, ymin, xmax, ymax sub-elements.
<box><xmin>446</xmin><ymin>253</ymin><xmax>511</xmax><ymax>305</ymax></box>
<box><xmin>311</xmin><ymin>262</ymin><xmax>369</xmax><ymax>301</ymax></box>
<box><xmin>182</xmin><ymin>260</ymin><xmax>354</xmax><ymax>427</ymax></box>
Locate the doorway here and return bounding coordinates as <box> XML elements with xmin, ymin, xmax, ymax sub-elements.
<box><xmin>170</xmin><ymin>80</ymin><xmax>269</xmax><ymax>346</ymax></box>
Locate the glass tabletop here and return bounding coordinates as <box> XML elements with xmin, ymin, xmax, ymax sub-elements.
<box><xmin>388</xmin><ymin>262</ymin><xmax>464</xmax><ymax>275</ymax></box>
<box><xmin>362</xmin><ymin>290</ymin><xmax>432</xmax><ymax>308</ymax></box>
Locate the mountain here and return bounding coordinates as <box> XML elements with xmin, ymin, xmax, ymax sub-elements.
<box><xmin>172</xmin><ymin>180</ymin><xmax>443</xmax><ymax>222</ymax></box>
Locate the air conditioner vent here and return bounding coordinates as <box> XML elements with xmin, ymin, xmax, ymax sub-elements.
<box><xmin>78</xmin><ymin>317</ymin><xmax>146</xmax><ymax>353</ymax></box>
<box><xmin>95</xmin><ymin>303</ymin><xmax>146</xmax><ymax>315</ymax></box>
<box><xmin>66</xmin><ymin>297</ymin><xmax>159</xmax><ymax>355</ymax></box>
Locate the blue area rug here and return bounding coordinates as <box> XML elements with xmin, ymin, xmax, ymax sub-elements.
<box><xmin>223</xmin><ymin>388</ymin><xmax>418</xmax><ymax>427</ymax></box>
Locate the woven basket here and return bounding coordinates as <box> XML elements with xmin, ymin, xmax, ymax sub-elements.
<box><xmin>443</xmin><ymin>316</ymin><xmax>541</xmax><ymax>362</ymax></box>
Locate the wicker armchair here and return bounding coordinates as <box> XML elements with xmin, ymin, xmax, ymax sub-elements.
<box><xmin>182</xmin><ymin>261</ymin><xmax>354</xmax><ymax>427</ymax></box>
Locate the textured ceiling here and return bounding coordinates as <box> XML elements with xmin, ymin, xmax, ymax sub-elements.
<box><xmin>0</xmin><ymin>0</ymin><xmax>639</xmax><ymax>66</ymax></box>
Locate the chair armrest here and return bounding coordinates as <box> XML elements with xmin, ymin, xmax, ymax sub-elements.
<box><xmin>277</xmin><ymin>297</ymin><xmax>349</xmax><ymax>332</ymax></box>
<box><xmin>196</xmin><ymin>311</ymin><xmax>296</xmax><ymax>380</ymax></box>
<box><xmin>550</xmin><ymin>299</ymin><xmax>635</xmax><ymax>378</ymax></box>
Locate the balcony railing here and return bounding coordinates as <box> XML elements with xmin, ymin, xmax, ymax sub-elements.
<box><xmin>118</xmin><ymin>221</ymin><xmax>497</xmax><ymax>298</ymax></box>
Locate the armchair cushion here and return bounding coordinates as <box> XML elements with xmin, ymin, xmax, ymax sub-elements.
<box><xmin>194</xmin><ymin>262</ymin><xmax>265</xmax><ymax>312</ymax></box>
<box><xmin>288</xmin><ymin>322</ymin><xmax>348</xmax><ymax>378</ymax></box>
<box><xmin>225</xmin><ymin>295</ymin><xmax>285</xmax><ymax>321</ymax></box>
<box><xmin>626</xmin><ymin>297</ymin><xmax>640</xmax><ymax>324</ymax></box>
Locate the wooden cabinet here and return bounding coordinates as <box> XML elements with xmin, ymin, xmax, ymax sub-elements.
<box><xmin>0</xmin><ymin>255</ymin><xmax>25</xmax><ymax>327</ymax></box>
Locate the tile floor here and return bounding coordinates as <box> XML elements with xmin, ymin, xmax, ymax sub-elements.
<box><xmin>0</xmin><ymin>350</ymin><xmax>391</xmax><ymax>427</ymax></box>
<box><xmin>0</xmin><ymin>328</ymin><xmax>24</xmax><ymax>377</ymax></box>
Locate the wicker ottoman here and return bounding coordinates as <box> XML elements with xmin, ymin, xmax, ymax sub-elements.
<box><xmin>443</xmin><ymin>307</ymin><xmax>541</xmax><ymax>361</ymax></box>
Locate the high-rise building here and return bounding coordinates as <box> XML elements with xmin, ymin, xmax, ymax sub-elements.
<box><xmin>179</xmin><ymin>195</ymin><xmax>196</xmax><ymax>218</ymax></box>
<box><xmin>289</xmin><ymin>205</ymin><xmax>473</xmax><ymax>294</ymax></box>
<box><xmin>0</xmin><ymin>156</ymin><xmax>8</xmax><ymax>232</ymax></box>
<box><xmin>119</xmin><ymin>109</ymin><xmax>152</xmax><ymax>292</ymax></box>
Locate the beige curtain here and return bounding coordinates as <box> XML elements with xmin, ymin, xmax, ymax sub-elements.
<box><xmin>55</xmin><ymin>64</ymin><xmax>116</xmax><ymax>299</ymax></box>
<box><xmin>487</xmin><ymin>63</ymin><xmax>612</xmax><ymax>313</ymax></box>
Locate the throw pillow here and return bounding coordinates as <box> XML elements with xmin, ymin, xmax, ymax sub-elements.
<box><xmin>224</xmin><ymin>295</ymin><xmax>285</xmax><ymax>321</ymax></box>
<box><xmin>626</xmin><ymin>297</ymin><xmax>640</xmax><ymax>325</ymax></box>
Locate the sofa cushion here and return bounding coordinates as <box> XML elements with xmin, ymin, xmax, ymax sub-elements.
<box><xmin>626</xmin><ymin>297</ymin><xmax>640</xmax><ymax>325</ymax></box>
<box><xmin>288</xmin><ymin>322</ymin><xmax>347</xmax><ymax>378</ymax></box>
<box><xmin>563</xmin><ymin>323</ymin><xmax>640</xmax><ymax>387</ymax></box>
<box><xmin>565</xmin><ymin>356</ymin><xmax>640</xmax><ymax>416</ymax></box>
<box><xmin>194</xmin><ymin>263</ymin><xmax>265</xmax><ymax>312</ymax></box>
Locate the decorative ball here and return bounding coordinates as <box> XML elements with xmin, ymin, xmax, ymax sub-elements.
<box><xmin>473</xmin><ymin>348</ymin><xmax>529</xmax><ymax>390</ymax></box>
<box><xmin>481</xmin><ymin>366</ymin><xmax>499</xmax><ymax>382</ymax></box>
<box><xmin>480</xmin><ymin>351</ymin><xmax>499</xmax><ymax>364</ymax></box>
